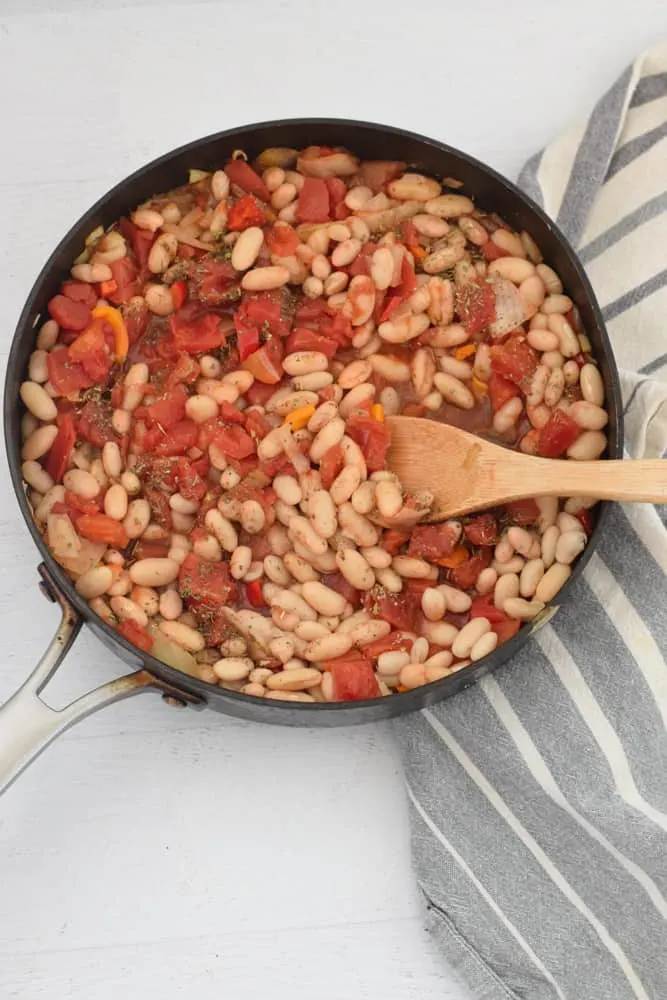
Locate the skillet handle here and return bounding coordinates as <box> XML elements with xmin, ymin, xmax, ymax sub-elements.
<box><xmin>0</xmin><ymin>565</ymin><xmax>195</xmax><ymax>797</ymax></box>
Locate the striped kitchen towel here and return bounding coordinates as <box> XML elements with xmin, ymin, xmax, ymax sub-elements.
<box><xmin>395</xmin><ymin>42</ymin><xmax>667</xmax><ymax>1000</ymax></box>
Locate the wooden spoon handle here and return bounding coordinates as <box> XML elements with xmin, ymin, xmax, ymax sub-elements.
<box><xmin>517</xmin><ymin>458</ymin><xmax>667</xmax><ymax>503</ymax></box>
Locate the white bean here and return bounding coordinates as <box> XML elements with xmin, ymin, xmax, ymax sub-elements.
<box><xmin>76</xmin><ymin>566</ymin><xmax>114</xmax><ymax>600</ymax></box>
<box><xmin>63</xmin><ymin>468</ymin><xmax>100</xmax><ymax>499</ymax></box>
<box><xmin>468</xmin><ymin>631</ymin><xmax>499</xmax><ymax>661</ymax></box>
<box><xmin>304</xmin><ymin>632</ymin><xmax>353</xmax><ymax>662</ymax></box>
<box><xmin>503</xmin><ymin>598</ymin><xmax>545</xmax><ymax>621</ymax></box>
<box><xmin>535</xmin><ymin>563</ymin><xmax>572</xmax><ymax>602</ymax></box>
<box><xmin>438</xmin><ymin>584</ymin><xmax>472</xmax><ymax>613</ymax></box>
<box><xmin>206</xmin><ymin>509</ymin><xmax>239</xmax><ymax>552</ymax></box>
<box><xmin>241</xmin><ymin>266</ymin><xmax>290</xmax><ymax>291</ymax></box>
<box><xmin>123</xmin><ymin>499</ymin><xmax>150</xmax><ymax>540</ymax></box>
<box><xmin>104</xmin><ymin>483</ymin><xmax>128</xmax><ymax>521</ymax></box>
<box><xmin>580</xmin><ymin>364</ymin><xmax>605</xmax><ymax>407</ymax></box>
<box><xmin>568</xmin><ymin>401</ymin><xmax>608</xmax><ymax>431</ymax></box>
<box><xmin>159</xmin><ymin>620</ymin><xmax>205</xmax><ymax>652</ymax></box>
<box><xmin>335</xmin><ymin>548</ymin><xmax>375</xmax><ymax>591</ymax></box>
<box><xmin>231</xmin><ymin>226</ymin><xmax>264</xmax><ymax>271</ymax></box>
<box><xmin>519</xmin><ymin>558</ymin><xmax>545</xmax><ymax>598</ymax></box>
<box><xmin>241</xmin><ymin>500</ymin><xmax>265</xmax><ymax>535</ymax></box>
<box><xmin>20</xmin><ymin>381</ymin><xmax>57</xmax><ymax>421</ymax></box>
<box><xmin>129</xmin><ymin>558</ymin><xmax>180</xmax><ymax>587</ymax></box>
<box><xmin>21</xmin><ymin>424</ymin><xmax>58</xmax><ymax>462</ymax></box>
<box><xmin>493</xmin><ymin>397</ymin><xmax>523</xmax><ymax>434</ymax></box>
<box><xmin>540</xmin><ymin>525</ymin><xmax>560</xmax><ymax>568</ymax></box>
<box><xmin>555</xmin><ymin>530</ymin><xmax>587</xmax><ymax>565</ymax></box>
<box><xmin>566</xmin><ymin>431</ymin><xmax>607</xmax><ymax>461</ymax></box>
<box><xmin>433</xmin><ymin>371</ymin><xmax>475</xmax><ymax>409</ymax></box>
<box><xmin>494</xmin><ymin>573</ymin><xmax>520</xmax><ymax>609</ymax></box>
<box><xmin>308</xmin><ymin>489</ymin><xmax>337</xmax><ymax>540</ymax></box>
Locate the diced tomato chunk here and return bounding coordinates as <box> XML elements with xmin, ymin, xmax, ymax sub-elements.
<box><xmin>490</xmin><ymin>335</ymin><xmax>538</xmax><ymax>388</ymax></box>
<box><xmin>47</xmin><ymin>294</ymin><xmax>91</xmax><ymax>332</ymax></box>
<box><xmin>381</xmin><ymin>529</ymin><xmax>410</xmax><ymax>555</ymax></box>
<box><xmin>504</xmin><ymin>498</ymin><xmax>540</xmax><ymax>526</ymax></box>
<box><xmin>481</xmin><ymin>240</ymin><xmax>511</xmax><ymax>261</ymax></box>
<box><xmin>46</xmin><ymin>347</ymin><xmax>91</xmax><ymax>396</ymax></box>
<box><xmin>141</xmin><ymin>383</ymin><xmax>188</xmax><ymax>428</ymax></box>
<box><xmin>537</xmin><ymin>409</ymin><xmax>581</xmax><ymax>458</ymax></box>
<box><xmin>179</xmin><ymin>552</ymin><xmax>238</xmax><ymax>611</ymax></box>
<box><xmin>295</xmin><ymin>178</ymin><xmax>330</xmax><ymax>223</ymax></box>
<box><xmin>468</xmin><ymin>596</ymin><xmax>509</xmax><ymax>624</ymax></box>
<box><xmin>362</xmin><ymin>632</ymin><xmax>414</xmax><ymax>659</ymax></box>
<box><xmin>246</xmin><ymin>379</ymin><xmax>283</xmax><ymax>407</ymax></box>
<box><xmin>76</xmin><ymin>513</ymin><xmax>129</xmax><ymax>548</ymax></box>
<box><xmin>227</xmin><ymin>194</ymin><xmax>266</xmax><ymax>231</ymax></box>
<box><xmin>294</xmin><ymin>297</ymin><xmax>329</xmax><ymax>325</ymax></box>
<box><xmin>108</xmin><ymin>257</ymin><xmax>140</xmax><ymax>304</ymax></box>
<box><xmin>235</xmin><ymin>291</ymin><xmax>284</xmax><ymax>336</ymax></box>
<box><xmin>408</xmin><ymin>522</ymin><xmax>460</xmax><ymax>560</ymax></box>
<box><xmin>345</xmin><ymin>411</ymin><xmax>390</xmax><ymax>473</ymax></box>
<box><xmin>492</xmin><ymin>618</ymin><xmax>522</xmax><ymax>644</ymax></box>
<box><xmin>241</xmin><ymin>338</ymin><xmax>284</xmax><ymax>384</ymax></box>
<box><xmin>364</xmin><ymin>586</ymin><xmax>421</xmax><ymax>633</ymax></box>
<box><xmin>326</xmin><ymin>656</ymin><xmax>379</xmax><ymax>701</ymax></box>
<box><xmin>119</xmin><ymin>217</ymin><xmax>155</xmax><ymax>270</ymax></box>
<box><xmin>61</xmin><ymin>281</ymin><xmax>98</xmax><ymax>309</ymax></box>
<box><xmin>354</xmin><ymin>160</ymin><xmax>405</xmax><ymax>192</ymax></box>
<box><xmin>448</xmin><ymin>549</ymin><xmax>493</xmax><ymax>591</ymax></box>
<box><xmin>245</xmin><ymin>409</ymin><xmax>273</xmax><ymax>440</ymax></box>
<box><xmin>123</xmin><ymin>297</ymin><xmax>150</xmax><ymax>343</ymax></box>
<box><xmin>213</xmin><ymin>424</ymin><xmax>256</xmax><ymax>460</ymax></box>
<box><xmin>170</xmin><ymin>311</ymin><xmax>226</xmax><ymax>353</ymax></box>
<box><xmin>244</xmin><ymin>579</ymin><xmax>266</xmax><ymax>609</ymax></box>
<box><xmin>77</xmin><ymin>398</ymin><xmax>116</xmax><ymax>446</ymax></box>
<box><xmin>153</xmin><ymin>419</ymin><xmax>199</xmax><ymax>456</ymax></box>
<box><xmin>488</xmin><ymin>373</ymin><xmax>520</xmax><ymax>412</ymax></box>
<box><xmin>225</xmin><ymin>159</ymin><xmax>271</xmax><ymax>202</ymax></box>
<box><xmin>318</xmin><ymin>312</ymin><xmax>354</xmax><ymax>346</ymax></box>
<box><xmin>264</xmin><ymin>224</ymin><xmax>300</xmax><ymax>257</ymax></box>
<box><xmin>463</xmin><ymin>514</ymin><xmax>498</xmax><ymax>546</ymax></box>
<box><xmin>43</xmin><ymin>413</ymin><xmax>76</xmax><ymax>483</ymax></box>
<box><xmin>286</xmin><ymin>327</ymin><xmax>338</xmax><ymax>359</ymax></box>
<box><xmin>456</xmin><ymin>278</ymin><xmax>496</xmax><ymax>335</ymax></box>
<box><xmin>68</xmin><ymin>321</ymin><xmax>113</xmax><ymax>382</ymax></box>
<box><xmin>117</xmin><ymin>618</ymin><xmax>153</xmax><ymax>653</ymax></box>
<box><xmin>325</xmin><ymin>177</ymin><xmax>348</xmax><ymax>218</ymax></box>
<box><xmin>318</xmin><ymin>442</ymin><xmax>344</xmax><ymax>489</ymax></box>
<box><xmin>237</xmin><ymin>327</ymin><xmax>260</xmax><ymax>362</ymax></box>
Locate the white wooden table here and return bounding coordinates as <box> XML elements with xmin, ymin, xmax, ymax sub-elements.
<box><xmin>0</xmin><ymin>2</ymin><xmax>664</xmax><ymax>997</ymax></box>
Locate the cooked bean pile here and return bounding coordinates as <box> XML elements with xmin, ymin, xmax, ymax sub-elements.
<box><xmin>19</xmin><ymin>145</ymin><xmax>607</xmax><ymax>702</ymax></box>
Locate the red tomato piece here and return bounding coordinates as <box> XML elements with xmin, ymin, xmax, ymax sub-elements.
<box><xmin>325</xmin><ymin>177</ymin><xmax>348</xmax><ymax>218</ymax></box>
<box><xmin>364</xmin><ymin>587</ymin><xmax>421</xmax><ymax>633</ymax></box>
<box><xmin>264</xmin><ymin>225</ymin><xmax>300</xmax><ymax>258</ymax></box>
<box><xmin>46</xmin><ymin>347</ymin><xmax>91</xmax><ymax>396</ymax></box>
<box><xmin>141</xmin><ymin>383</ymin><xmax>189</xmax><ymax>428</ymax></box>
<box><xmin>481</xmin><ymin>240</ymin><xmax>511</xmax><ymax>261</ymax></box>
<box><xmin>237</xmin><ymin>327</ymin><xmax>260</xmax><ymax>362</ymax></box>
<box><xmin>575</xmin><ymin>508</ymin><xmax>594</xmax><ymax>535</ymax></box>
<box><xmin>227</xmin><ymin>194</ymin><xmax>266</xmax><ymax>231</ymax></box>
<box><xmin>401</xmin><ymin>219</ymin><xmax>419</xmax><ymax>249</ymax></box>
<box><xmin>488</xmin><ymin>373</ymin><xmax>521</xmax><ymax>412</ymax></box>
<box><xmin>77</xmin><ymin>514</ymin><xmax>129</xmax><ymax>548</ymax></box>
<box><xmin>456</xmin><ymin>278</ymin><xmax>496</xmax><ymax>335</ymax></box>
<box><xmin>194</xmin><ymin>257</ymin><xmax>238</xmax><ymax>305</ymax></box>
<box><xmin>179</xmin><ymin>552</ymin><xmax>238</xmax><ymax>610</ymax></box>
<box><xmin>107</xmin><ymin>257</ymin><xmax>140</xmax><ymax>304</ymax></box>
<box><xmin>244</xmin><ymin>579</ymin><xmax>266</xmax><ymax>608</ymax></box>
<box><xmin>116</xmin><ymin>618</ymin><xmax>153</xmax><ymax>653</ymax></box>
<box><xmin>165</xmin><ymin>352</ymin><xmax>200</xmax><ymax>389</ymax></box>
<box><xmin>353</xmin><ymin>160</ymin><xmax>405</xmax><ymax>192</ymax></box>
<box><xmin>61</xmin><ymin>281</ymin><xmax>98</xmax><ymax>309</ymax></box>
<box><xmin>490</xmin><ymin>335</ymin><xmax>538</xmax><ymax>388</ymax></box>
<box><xmin>245</xmin><ymin>409</ymin><xmax>273</xmax><ymax>440</ymax></box>
<box><xmin>295</xmin><ymin>178</ymin><xmax>330</xmax><ymax>223</ymax></box>
<box><xmin>381</xmin><ymin>529</ymin><xmax>410</xmax><ymax>555</ymax></box>
<box><xmin>327</xmin><ymin>657</ymin><xmax>379</xmax><ymax>701</ymax></box>
<box><xmin>492</xmin><ymin>618</ymin><xmax>521</xmax><ymax>644</ymax></box>
<box><xmin>246</xmin><ymin>379</ymin><xmax>283</xmax><ymax>407</ymax></box>
<box><xmin>133</xmin><ymin>539</ymin><xmax>170</xmax><ymax>560</ymax></box>
<box><xmin>213</xmin><ymin>424</ymin><xmax>256</xmax><ymax>460</ymax></box>
<box><xmin>153</xmin><ymin>419</ymin><xmax>199</xmax><ymax>456</ymax></box>
<box><xmin>219</xmin><ymin>401</ymin><xmax>246</xmax><ymax>425</ymax></box>
<box><xmin>68</xmin><ymin>322</ymin><xmax>113</xmax><ymax>382</ymax></box>
<box><xmin>77</xmin><ymin>398</ymin><xmax>116</xmax><ymax>446</ymax></box>
<box><xmin>170</xmin><ymin>311</ymin><xmax>226</xmax><ymax>353</ymax></box>
<box><xmin>448</xmin><ymin>549</ymin><xmax>493</xmax><ymax>590</ymax></box>
<box><xmin>171</xmin><ymin>279</ymin><xmax>188</xmax><ymax>311</ymax></box>
<box><xmin>241</xmin><ymin>338</ymin><xmax>284</xmax><ymax>384</ymax></box>
<box><xmin>318</xmin><ymin>311</ymin><xmax>354</xmax><ymax>346</ymax></box>
<box><xmin>43</xmin><ymin>413</ymin><xmax>76</xmax><ymax>483</ymax></box>
<box><xmin>397</xmin><ymin>255</ymin><xmax>417</xmax><ymax>298</ymax></box>
<box><xmin>320</xmin><ymin>571</ymin><xmax>360</xmax><ymax>608</ymax></box>
<box><xmin>362</xmin><ymin>632</ymin><xmax>414</xmax><ymax>659</ymax></box>
<box><xmin>537</xmin><ymin>409</ymin><xmax>581</xmax><ymax>458</ymax></box>
<box><xmin>468</xmin><ymin>595</ymin><xmax>509</xmax><ymax>624</ymax></box>
<box><xmin>123</xmin><ymin>296</ymin><xmax>150</xmax><ymax>343</ymax></box>
<box><xmin>294</xmin><ymin>297</ymin><xmax>329</xmax><ymax>325</ymax></box>
<box><xmin>176</xmin><ymin>457</ymin><xmax>208</xmax><ymax>501</ymax></box>
<box><xmin>286</xmin><ymin>327</ymin><xmax>338</xmax><ymax>359</ymax></box>
<box><xmin>235</xmin><ymin>292</ymin><xmax>284</xmax><ymax>336</ymax></box>
<box><xmin>143</xmin><ymin>486</ymin><xmax>172</xmax><ymax>529</ymax></box>
<box><xmin>225</xmin><ymin>159</ymin><xmax>271</xmax><ymax>202</ymax></box>
<box><xmin>318</xmin><ymin>442</ymin><xmax>344</xmax><ymax>489</ymax></box>
<box><xmin>47</xmin><ymin>294</ymin><xmax>91</xmax><ymax>332</ymax></box>
<box><xmin>345</xmin><ymin>411</ymin><xmax>390</xmax><ymax>473</ymax></box>
<box><xmin>408</xmin><ymin>522</ymin><xmax>460</xmax><ymax>560</ymax></box>
<box><xmin>505</xmin><ymin>498</ymin><xmax>540</xmax><ymax>526</ymax></box>
<box><xmin>463</xmin><ymin>514</ymin><xmax>498</xmax><ymax>546</ymax></box>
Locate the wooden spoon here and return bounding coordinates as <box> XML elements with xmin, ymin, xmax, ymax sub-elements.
<box><xmin>386</xmin><ymin>416</ymin><xmax>667</xmax><ymax>521</ymax></box>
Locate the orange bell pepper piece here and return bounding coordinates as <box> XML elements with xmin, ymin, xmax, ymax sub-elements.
<box><xmin>454</xmin><ymin>344</ymin><xmax>477</xmax><ymax>361</ymax></box>
<box><xmin>435</xmin><ymin>545</ymin><xmax>470</xmax><ymax>569</ymax></box>
<box><xmin>91</xmin><ymin>305</ymin><xmax>129</xmax><ymax>363</ymax></box>
<box><xmin>371</xmin><ymin>403</ymin><xmax>385</xmax><ymax>422</ymax></box>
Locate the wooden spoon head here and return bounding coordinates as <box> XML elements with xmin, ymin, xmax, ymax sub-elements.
<box><xmin>386</xmin><ymin>415</ymin><xmax>515</xmax><ymax>521</ymax></box>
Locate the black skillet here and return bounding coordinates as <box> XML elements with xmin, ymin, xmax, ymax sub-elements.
<box><xmin>0</xmin><ymin>119</ymin><xmax>623</xmax><ymax>795</ymax></box>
